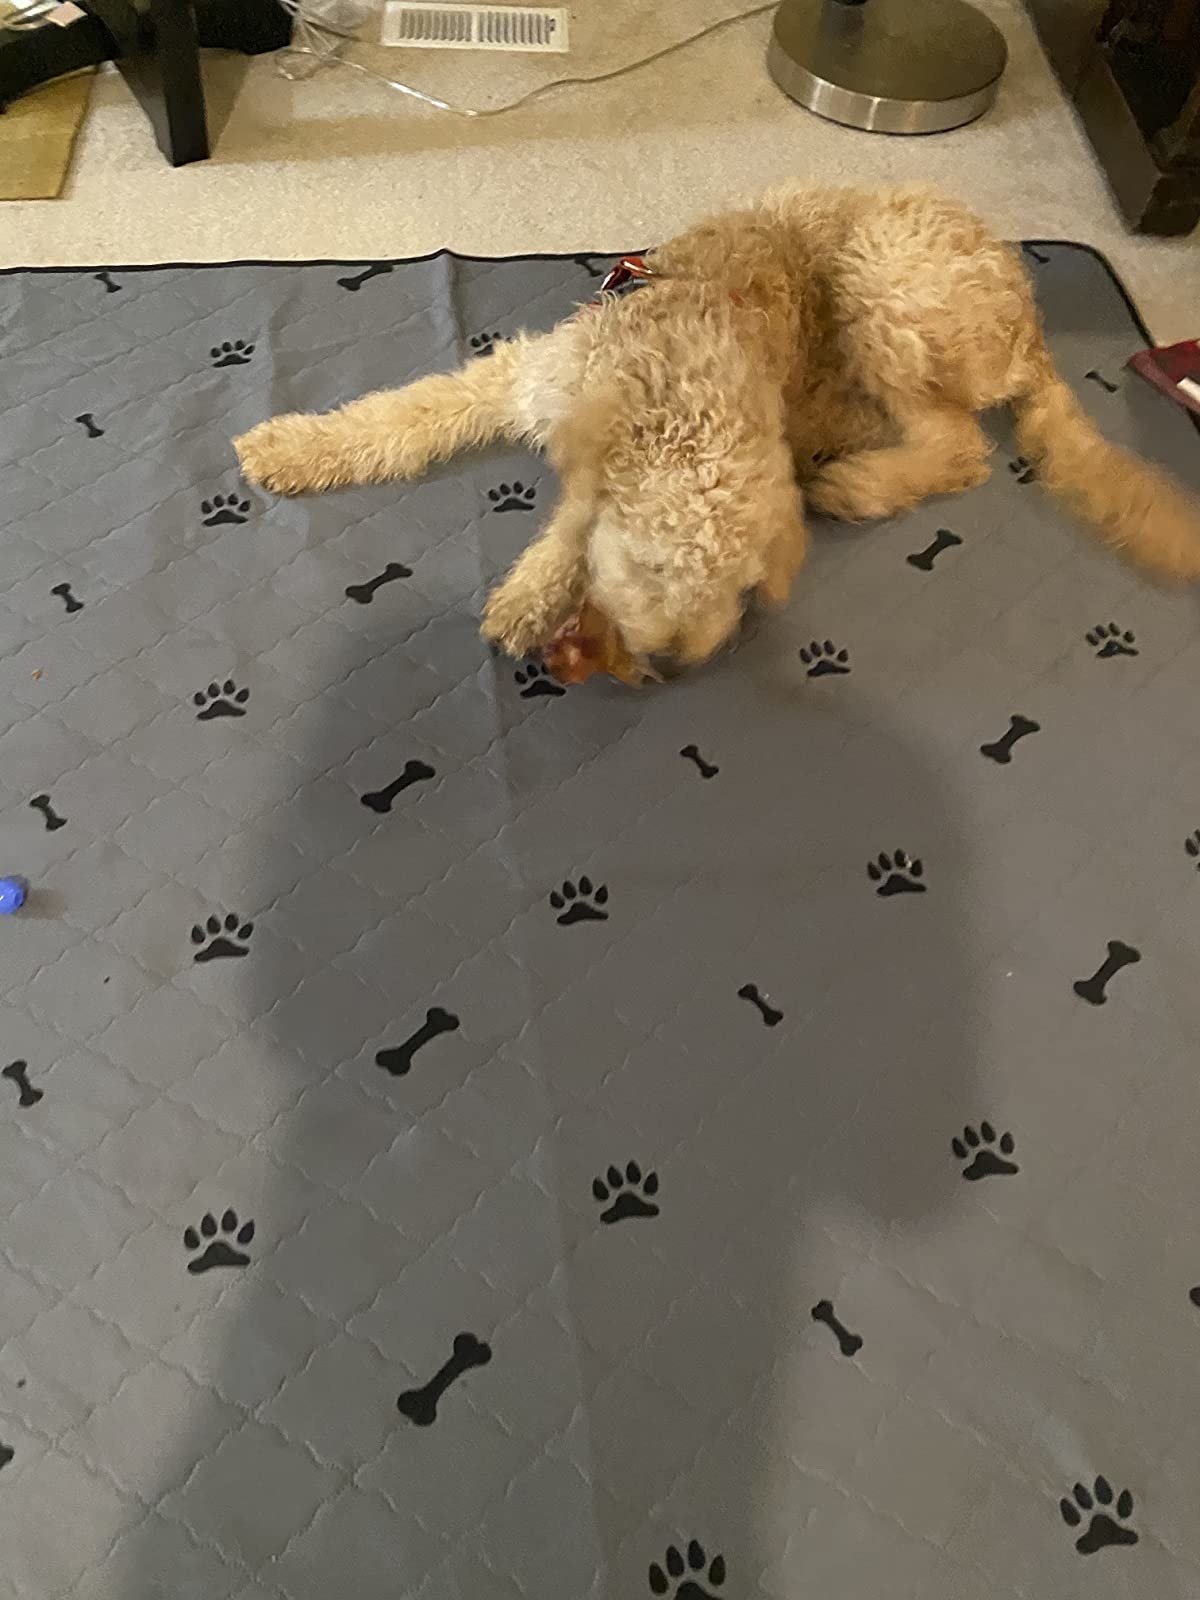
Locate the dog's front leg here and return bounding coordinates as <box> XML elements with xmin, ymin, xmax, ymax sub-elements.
<box><xmin>757</xmin><ymin>503</ymin><xmax>809</xmax><ymax>607</ymax></box>
<box><xmin>482</xmin><ymin>495</ymin><xmax>592</xmax><ymax>657</ymax></box>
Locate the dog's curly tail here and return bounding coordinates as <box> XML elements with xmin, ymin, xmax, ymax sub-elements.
<box><xmin>1012</xmin><ymin>346</ymin><xmax>1200</xmax><ymax>581</ymax></box>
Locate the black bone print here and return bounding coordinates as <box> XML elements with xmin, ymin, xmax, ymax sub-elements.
<box><xmin>980</xmin><ymin>713</ymin><xmax>1041</xmax><ymax>764</ymax></box>
<box><xmin>93</xmin><ymin>270</ymin><xmax>121</xmax><ymax>292</ymax></box>
<box><xmin>1023</xmin><ymin>244</ymin><xmax>1050</xmax><ymax>265</ymax></box>
<box><xmin>375</xmin><ymin>1006</ymin><xmax>459</xmax><ymax>1076</ymax></box>
<box><xmin>361</xmin><ymin>760</ymin><xmax>436</xmax><ymax>813</ymax></box>
<box><xmin>345</xmin><ymin>561</ymin><xmax>413</xmax><ymax>604</ymax></box>
<box><xmin>1085</xmin><ymin>368</ymin><xmax>1119</xmax><ymax>394</ymax></box>
<box><xmin>680</xmin><ymin>744</ymin><xmax>719</xmax><ymax>778</ymax></box>
<box><xmin>29</xmin><ymin>794</ymin><xmax>66</xmax><ymax>831</ymax></box>
<box><xmin>74</xmin><ymin>412</ymin><xmax>104</xmax><ymax>439</ymax></box>
<box><xmin>397</xmin><ymin>1332</ymin><xmax>491</xmax><ymax>1425</ymax></box>
<box><xmin>337</xmin><ymin>263</ymin><xmax>394</xmax><ymax>292</ymax></box>
<box><xmin>2</xmin><ymin>1060</ymin><xmax>42</xmax><ymax>1108</ymax></box>
<box><xmin>573</xmin><ymin>255</ymin><xmax>606</xmax><ymax>278</ymax></box>
<box><xmin>738</xmin><ymin>983</ymin><xmax>782</xmax><ymax>1026</ymax></box>
<box><xmin>1009</xmin><ymin>456</ymin><xmax>1037</xmax><ymax>485</ymax></box>
<box><xmin>0</xmin><ymin>1443</ymin><xmax>12</xmax><ymax>1470</ymax></box>
<box><xmin>906</xmin><ymin>528</ymin><xmax>962</xmax><ymax>571</ymax></box>
<box><xmin>1073</xmin><ymin>939</ymin><xmax>1140</xmax><ymax>1005</ymax></box>
<box><xmin>811</xmin><ymin>1298</ymin><xmax>863</xmax><ymax>1357</ymax></box>
<box><xmin>50</xmin><ymin>582</ymin><xmax>83</xmax><ymax>614</ymax></box>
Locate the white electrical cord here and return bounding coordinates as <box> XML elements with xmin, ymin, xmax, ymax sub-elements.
<box><xmin>272</xmin><ymin>0</ymin><xmax>777</xmax><ymax>116</ymax></box>
<box><xmin>0</xmin><ymin>0</ymin><xmax>62</xmax><ymax>29</ymax></box>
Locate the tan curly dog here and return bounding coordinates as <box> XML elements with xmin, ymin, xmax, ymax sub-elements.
<box><xmin>235</xmin><ymin>184</ymin><xmax>1200</xmax><ymax>670</ymax></box>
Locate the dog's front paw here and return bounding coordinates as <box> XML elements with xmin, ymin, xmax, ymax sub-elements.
<box><xmin>481</xmin><ymin>582</ymin><xmax>565</xmax><ymax>658</ymax></box>
<box><xmin>234</xmin><ymin>415</ymin><xmax>341</xmax><ymax>495</ymax></box>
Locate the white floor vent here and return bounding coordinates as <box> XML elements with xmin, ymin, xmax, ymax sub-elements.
<box><xmin>380</xmin><ymin>2</ymin><xmax>569</xmax><ymax>52</ymax></box>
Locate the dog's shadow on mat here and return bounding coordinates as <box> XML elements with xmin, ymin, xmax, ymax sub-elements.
<box><xmin>117</xmin><ymin>582</ymin><xmax>977</xmax><ymax>1599</ymax></box>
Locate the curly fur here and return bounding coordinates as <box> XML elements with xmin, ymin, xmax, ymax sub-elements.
<box><xmin>235</xmin><ymin>184</ymin><xmax>1200</xmax><ymax>665</ymax></box>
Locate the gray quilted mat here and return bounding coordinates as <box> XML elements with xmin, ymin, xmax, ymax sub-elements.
<box><xmin>3</xmin><ymin>244</ymin><xmax>1200</xmax><ymax>1600</ymax></box>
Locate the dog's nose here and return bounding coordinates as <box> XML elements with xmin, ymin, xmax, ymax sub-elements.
<box><xmin>647</xmin><ymin>653</ymin><xmax>686</xmax><ymax>680</ymax></box>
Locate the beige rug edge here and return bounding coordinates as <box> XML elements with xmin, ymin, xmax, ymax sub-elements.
<box><xmin>1</xmin><ymin>69</ymin><xmax>94</xmax><ymax>200</ymax></box>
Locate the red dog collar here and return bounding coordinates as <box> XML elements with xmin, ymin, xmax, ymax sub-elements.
<box><xmin>597</xmin><ymin>255</ymin><xmax>656</xmax><ymax>295</ymax></box>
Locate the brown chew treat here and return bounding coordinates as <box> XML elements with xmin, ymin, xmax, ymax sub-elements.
<box><xmin>542</xmin><ymin>601</ymin><xmax>647</xmax><ymax>686</ymax></box>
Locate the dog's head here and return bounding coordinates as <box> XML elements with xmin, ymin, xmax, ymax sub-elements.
<box><xmin>587</xmin><ymin>450</ymin><xmax>804</xmax><ymax>672</ymax></box>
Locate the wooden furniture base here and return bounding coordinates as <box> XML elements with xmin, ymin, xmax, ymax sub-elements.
<box><xmin>1074</xmin><ymin>0</ymin><xmax>1200</xmax><ymax>236</ymax></box>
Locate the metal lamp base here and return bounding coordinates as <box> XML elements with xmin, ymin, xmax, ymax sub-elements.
<box><xmin>768</xmin><ymin>0</ymin><xmax>1007</xmax><ymax>134</ymax></box>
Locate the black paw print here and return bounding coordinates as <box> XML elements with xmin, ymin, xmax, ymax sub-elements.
<box><xmin>201</xmin><ymin>493</ymin><xmax>251</xmax><ymax>527</ymax></box>
<box><xmin>514</xmin><ymin>660</ymin><xmax>565</xmax><ymax>699</ymax></box>
<box><xmin>867</xmin><ymin>850</ymin><xmax>926</xmax><ymax>896</ymax></box>
<box><xmin>799</xmin><ymin>639</ymin><xmax>851</xmax><ymax>677</ymax></box>
<box><xmin>1008</xmin><ymin>455</ymin><xmax>1036</xmax><ymax>485</ymax></box>
<box><xmin>191</xmin><ymin>912</ymin><xmax>254</xmax><ymax>962</ymax></box>
<box><xmin>184</xmin><ymin>1208</ymin><xmax>255</xmax><ymax>1273</ymax></box>
<box><xmin>1060</xmin><ymin>1477</ymin><xmax>1139</xmax><ymax>1555</ymax></box>
<box><xmin>1186</xmin><ymin>831</ymin><xmax>1200</xmax><ymax>870</ymax></box>
<box><xmin>952</xmin><ymin>1122</ymin><xmax>1018</xmax><ymax>1180</ymax></box>
<box><xmin>593</xmin><ymin>1162</ymin><xmax>659</xmax><ymax>1224</ymax></box>
<box><xmin>1087</xmin><ymin>622</ymin><xmax>1138</xmax><ymax>659</ymax></box>
<box><xmin>193</xmin><ymin>680</ymin><xmax>249</xmax><ymax>720</ymax></box>
<box><xmin>649</xmin><ymin>1540</ymin><xmax>725</xmax><ymax>1597</ymax></box>
<box><xmin>210</xmin><ymin>339</ymin><xmax>255</xmax><ymax>368</ymax></box>
<box><xmin>488</xmin><ymin>481</ymin><xmax>536</xmax><ymax>513</ymax></box>
<box><xmin>550</xmin><ymin>876</ymin><xmax>609</xmax><ymax>926</ymax></box>
<box><xmin>470</xmin><ymin>331</ymin><xmax>504</xmax><ymax>356</ymax></box>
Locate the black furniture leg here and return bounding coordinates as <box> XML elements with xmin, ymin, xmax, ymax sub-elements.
<box><xmin>0</xmin><ymin>0</ymin><xmax>291</xmax><ymax>162</ymax></box>
<box><xmin>88</xmin><ymin>0</ymin><xmax>208</xmax><ymax>165</ymax></box>
<box><xmin>0</xmin><ymin>11</ymin><xmax>118</xmax><ymax>113</ymax></box>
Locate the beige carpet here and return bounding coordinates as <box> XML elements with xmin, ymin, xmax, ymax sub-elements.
<box><xmin>0</xmin><ymin>69</ymin><xmax>92</xmax><ymax>200</ymax></box>
<box><xmin>3</xmin><ymin>0</ymin><xmax>1197</xmax><ymax>339</ymax></box>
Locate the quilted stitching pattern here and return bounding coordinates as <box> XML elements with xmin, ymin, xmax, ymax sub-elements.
<box><xmin>1</xmin><ymin>246</ymin><xmax>1199</xmax><ymax>1600</ymax></box>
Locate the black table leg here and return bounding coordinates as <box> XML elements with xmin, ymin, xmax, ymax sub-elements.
<box><xmin>88</xmin><ymin>0</ymin><xmax>209</xmax><ymax>165</ymax></box>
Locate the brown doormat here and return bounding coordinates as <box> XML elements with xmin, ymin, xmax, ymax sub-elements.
<box><xmin>0</xmin><ymin>68</ymin><xmax>93</xmax><ymax>199</ymax></box>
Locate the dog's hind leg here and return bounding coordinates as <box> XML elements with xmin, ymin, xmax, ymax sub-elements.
<box><xmin>235</xmin><ymin>338</ymin><xmax>534</xmax><ymax>496</ymax></box>
<box><xmin>807</xmin><ymin>402</ymin><xmax>991</xmax><ymax>522</ymax></box>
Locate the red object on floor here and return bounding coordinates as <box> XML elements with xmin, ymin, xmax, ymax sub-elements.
<box><xmin>1128</xmin><ymin>340</ymin><xmax>1200</xmax><ymax>417</ymax></box>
